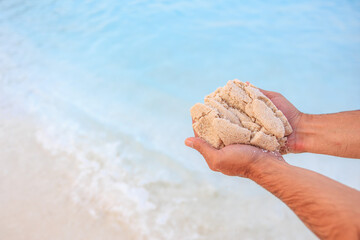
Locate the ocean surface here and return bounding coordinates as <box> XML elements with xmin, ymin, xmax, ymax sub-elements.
<box><xmin>0</xmin><ymin>0</ymin><xmax>359</xmax><ymax>239</ymax></box>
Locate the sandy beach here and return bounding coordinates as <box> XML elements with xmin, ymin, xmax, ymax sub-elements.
<box><xmin>1</xmin><ymin>0</ymin><xmax>359</xmax><ymax>239</ymax></box>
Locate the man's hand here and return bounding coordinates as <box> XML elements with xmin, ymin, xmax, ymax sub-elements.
<box><xmin>186</xmin><ymin>116</ymin><xmax>285</xmax><ymax>177</ymax></box>
<box><xmin>259</xmin><ymin>88</ymin><xmax>360</xmax><ymax>158</ymax></box>
<box><xmin>185</xmin><ymin>87</ymin><xmax>299</xmax><ymax>177</ymax></box>
<box><xmin>185</xmin><ymin>136</ymin><xmax>284</xmax><ymax>177</ymax></box>
<box><xmin>258</xmin><ymin>89</ymin><xmax>304</xmax><ymax>153</ymax></box>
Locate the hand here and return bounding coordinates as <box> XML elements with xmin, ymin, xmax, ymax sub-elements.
<box><xmin>185</xmin><ymin>87</ymin><xmax>302</xmax><ymax>177</ymax></box>
<box><xmin>258</xmin><ymin>89</ymin><xmax>304</xmax><ymax>153</ymax></box>
<box><xmin>185</xmin><ymin>124</ymin><xmax>285</xmax><ymax>177</ymax></box>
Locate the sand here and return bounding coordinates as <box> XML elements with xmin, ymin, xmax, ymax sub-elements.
<box><xmin>190</xmin><ymin>80</ymin><xmax>292</xmax><ymax>152</ymax></box>
<box><xmin>0</xmin><ymin>113</ymin><xmax>136</xmax><ymax>240</ymax></box>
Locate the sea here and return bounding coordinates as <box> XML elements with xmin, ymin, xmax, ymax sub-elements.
<box><xmin>0</xmin><ymin>0</ymin><xmax>359</xmax><ymax>239</ymax></box>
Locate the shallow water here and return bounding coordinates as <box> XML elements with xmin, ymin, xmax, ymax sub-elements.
<box><xmin>0</xmin><ymin>1</ymin><xmax>359</xmax><ymax>239</ymax></box>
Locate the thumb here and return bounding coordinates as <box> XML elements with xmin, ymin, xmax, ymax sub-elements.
<box><xmin>185</xmin><ymin>137</ymin><xmax>219</xmax><ymax>170</ymax></box>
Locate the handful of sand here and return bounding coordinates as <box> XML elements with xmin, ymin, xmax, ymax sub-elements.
<box><xmin>190</xmin><ymin>80</ymin><xmax>292</xmax><ymax>152</ymax></box>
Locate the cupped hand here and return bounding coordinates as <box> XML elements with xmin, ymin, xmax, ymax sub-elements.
<box><xmin>185</xmin><ymin>137</ymin><xmax>283</xmax><ymax>177</ymax></box>
<box><xmin>258</xmin><ymin>89</ymin><xmax>304</xmax><ymax>153</ymax></box>
<box><xmin>186</xmin><ymin>87</ymin><xmax>302</xmax><ymax>176</ymax></box>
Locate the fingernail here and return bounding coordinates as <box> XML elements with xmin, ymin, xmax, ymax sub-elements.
<box><xmin>185</xmin><ymin>138</ymin><xmax>194</xmax><ymax>148</ymax></box>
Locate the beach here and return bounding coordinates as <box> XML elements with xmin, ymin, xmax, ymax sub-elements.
<box><xmin>1</xmin><ymin>1</ymin><xmax>360</xmax><ymax>239</ymax></box>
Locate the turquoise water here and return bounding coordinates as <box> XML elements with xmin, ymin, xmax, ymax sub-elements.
<box><xmin>0</xmin><ymin>1</ymin><xmax>359</xmax><ymax>239</ymax></box>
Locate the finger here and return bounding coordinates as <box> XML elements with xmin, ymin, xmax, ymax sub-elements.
<box><xmin>244</xmin><ymin>82</ymin><xmax>278</xmax><ymax>99</ymax></box>
<box><xmin>258</xmin><ymin>88</ymin><xmax>279</xmax><ymax>99</ymax></box>
<box><xmin>185</xmin><ymin>137</ymin><xmax>219</xmax><ymax>171</ymax></box>
<box><xmin>192</xmin><ymin>118</ymin><xmax>199</xmax><ymax>137</ymax></box>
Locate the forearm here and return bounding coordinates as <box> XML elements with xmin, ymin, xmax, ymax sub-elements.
<box><xmin>249</xmin><ymin>157</ymin><xmax>360</xmax><ymax>239</ymax></box>
<box><xmin>295</xmin><ymin>111</ymin><xmax>360</xmax><ymax>158</ymax></box>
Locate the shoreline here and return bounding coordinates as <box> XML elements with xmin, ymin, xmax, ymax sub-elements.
<box><xmin>0</xmin><ymin>111</ymin><xmax>136</xmax><ymax>240</ymax></box>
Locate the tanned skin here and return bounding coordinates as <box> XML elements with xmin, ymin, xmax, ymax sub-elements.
<box><xmin>185</xmin><ymin>89</ymin><xmax>360</xmax><ymax>239</ymax></box>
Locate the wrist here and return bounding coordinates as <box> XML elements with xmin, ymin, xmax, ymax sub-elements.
<box><xmin>287</xmin><ymin>113</ymin><xmax>313</xmax><ymax>154</ymax></box>
<box><xmin>247</xmin><ymin>154</ymin><xmax>290</xmax><ymax>181</ymax></box>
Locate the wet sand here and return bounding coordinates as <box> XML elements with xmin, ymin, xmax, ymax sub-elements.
<box><xmin>0</xmin><ymin>113</ymin><xmax>136</xmax><ymax>240</ymax></box>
